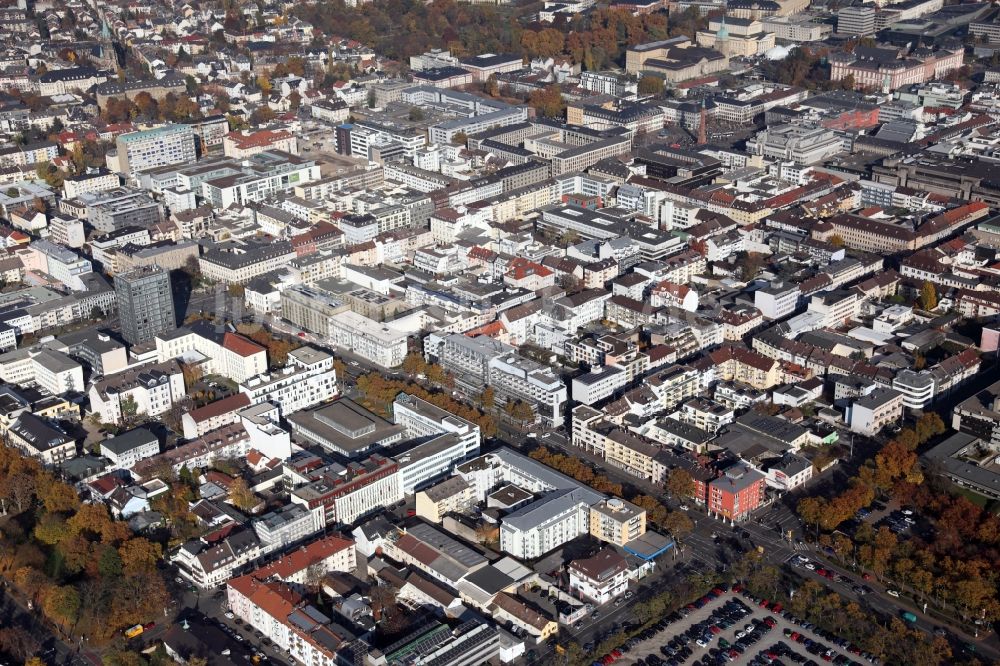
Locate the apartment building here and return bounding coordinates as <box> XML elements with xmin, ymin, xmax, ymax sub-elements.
<box><xmin>48</xmin><ymin>216</ymin><xmax>86</xmax><ymax>249</ymax></box>
<box><xmin>227</xmin><ymin>535</ymin><xmax>358</xmax><ymax>664</ymax></box>
<box><xmin>112</xmin><ymin>125</ymin><xmax>197</xmax><ymax>179</ymax></box>
<box><xmin>589</xmin><ymin>497</ymin><xmax>647</xmax><ymax>546</ymax></box>
<box><xmin>239</xmin><ymin>347</ymin><xmax>338</xmax><ymax>417</ymax></box>
<box><xmin>181</xmin><ymin>393</ymin><xmax>252</xmax><ymax>440</ymax></box>
<box><xmin>707</xmin><ymin>463</ymin><xmax>766</xmax><ymax>521</ymax></box>
<box><xmin>488</xmin><ymin>354</ymin><xmax>567</xmax><ymax>426</ymax></box>
<box><xmin>414</xmin><ymin>476</ymin><xmax>478</xmax><ymax>523</ymax></box>
<box><xmin>7</xmin><ymin>413</ymin><xmax>76</xmax><ymax>466</ymax></box>
<box><xmin>568</xmin><ymin>548</ymin><xmax>631</xmax><ymax>605</ymax></box>
<box><xmin>846</xmin><ymin>387</ymin><xmax>905</xmax><ymax>436</ymax></box>
<box><xmin>252</xmin><ymin>503</ymin><xmax>325</xmax><ymax>555</ymax></box>
<box><xmin>83</xmin><ymin>189</ymin><xmax>163</xmax><ymax>233</ymax></box>
<box><xmin>29</xmin><ymin>239</ymin><xmax>92</xmax><ymax>291</ymax></box>
<box><xmin>99</xmin><ymin>427</ymin><xmax>159</xmax><ymax>471</ymax></box>
<box><xmin>155</xmin><ymin>323</ymin><xmax>267</xmax><ymax>383</ymax></box>
<box><xmin>88</xmin><ymin>360</ymin><xmax>185</xmax><ymax>425</ymax></box>
<box><xmin>132</xmin><ymin>422</ymin><xmax>253</xmax><ymax>480</ymax></box>
<box><xmin>174</xmin><ymin>529</ymin><xmax>260</xmax><ymax>589</ymax></box>
<box><xmin>500</xmin><ymin>487</ymin><xmax>595</xmax><ymax>559</ymax></box>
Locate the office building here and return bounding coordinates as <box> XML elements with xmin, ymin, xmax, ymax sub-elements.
<box><xmin>114</xmin><ymin>266</ymin><xmax>176</xmax><ymax>345</ymax></box>
<box><xmin>837</xmin><ymin>6</ymin><xmax>876</xmax><ymax>35</ymax></box>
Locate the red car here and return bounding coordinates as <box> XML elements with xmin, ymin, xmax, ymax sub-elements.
<box><xmin>862</xmin><ymin>573</ymin><xmax>873</xmax><ymax>580</ymax></box>
<box><xmin>712</xmin><ymin>588</ymin><xmax>725</xmax><ymax>596</ymax></box>
<box><xmin>759</xmin><ymin>599</ymin><xmax>769</xmax><ymax>607</ymax></box>
<box><xmin>611</xmin><ymin>649</ymin><xmax>622</xmax><ymax>658</ymax></box>
<box><xmin>771</xmin><ymin>603</ymin><xmax>783</xmax><ymax>613</ymax></box>
<box><xmin>733</xmin><ymin>584</ymin><xmax>743</xmax><ymax>593</ymax></box>
<box><xmin>790</xmin><ymin>632</ymin><xmax>800</xmax><ymax>641</ymax></box>
<box><xmin>823</xmin><ymin>570</ymin><xmax>835</xmax><ymax>579</ymax></box>
<box><xmin>816</xmin><ymin>568</ymin><xmax>827</xmax><ymax>576</ymax></box>
<box><xmin>710</xmin><ymin>626</ymin><xmax>722</xmax><ymax>634</ymax></box>
<box><xmin>764</xmin><ymin>617</ymin><xmax>777</xmax><ymax>628</ymax></box>
<box><xmin>297</xmin><ymin>332</ymin><xmax>306</xmax><ymax>338</ymax></box>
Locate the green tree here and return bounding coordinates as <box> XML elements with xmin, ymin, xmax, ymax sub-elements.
<box><xmin>919</xmin><ymin>281</ymin><xmax>937</xmax><ymax>311</ymax></box>
<box><xmin>408</xmin><ymin>106</ymin><xmax>425</xmax><ymax>122</ymax></box>
<box><xmin>637</xmin><ymin>75</ymin><xmax>664</xmax><ymax>96</ymax></box>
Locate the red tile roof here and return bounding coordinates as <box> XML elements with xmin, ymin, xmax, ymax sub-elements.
<box><xmin>222</xmin><ymin>332</ymin><xmax>266</xmax><ymax>357</ymax></box>
<box><xmin>188</xmin><ymin>392</ymin><xmax>251</xmax><ymax>423</ymax></box>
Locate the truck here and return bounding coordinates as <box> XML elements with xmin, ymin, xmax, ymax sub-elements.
<box><xmin>901</xmin><ymin>611</ymin><xmax>918</xmax><ymax>624</ymax></box>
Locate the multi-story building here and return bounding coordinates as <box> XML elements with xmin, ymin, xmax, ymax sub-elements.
<box><xmin>488</xmin><ymin>354</ymin><xmax>567</xmax><ymax>425</ymax></box>
<box><xmin>29</xmin><ymin>240</ymin><xmax>92</xmax><ymax>291</ymax></box>
<box><xmin>155</xmin><ymin>323</ymin><xmax>267</xmax><ymax>383</ymax></box>
<box><xmin>7</xmin><ymin>413</ymin><xmax>76</xmax><ymax>466</ymax></box>
<box><xmin>500</xmin><ymin>487</ymin><xmax>595</xmax><ymax>559</ymax></box>
<box><xmin>114</xmin><ymin>266</ymin><xmax>176</xmax><ymax>345</ymax></box>
<box><xmin>328</xmin><ymin>310</ymin><xmax>408</xmax><ymax>368</ymax></box>
<box><xmin>393</xmin><ymin>392</ymin><xmax>481</xmax><ymax>460</ymax></box>
<box><xmin>747</xmin><ymin>124</ymin><xmax>844</xmax><ymax>164</ymax></box>
<box><xmin>239</xmin><ymin>347</ymin><xmax>338</xmax><ymax>417</ymax></box>
<box><xmin>198</xmin><ymin>239</ymin><xmax>297</xmax><ymax>285</ymax></box>
<box><xmin>0</xmin><ymin>347</ymin><xmax>84</xmax><ymax>396</ymax></box>
<box><xmin>62</xmin><ymin>168</ymin><xmax>119</xmax><ymax>200</ymax></box>
<box><xmin>847</xmin><ymin>387</ymin><xmax>905</xmax><ymax>436</ymax></box>
<box><xmin>226</xmin><ymin>535</ymin><xmax>358</xmax><ymax>664</ymax></box>
<box><xmin>289</xmin><ymin>455</ymin><xmax>403</xmax><ymax>526</ymax></box>
<box><xmin>837</xmin><ymin>6</ymin><xmax>876</xmax><ymax>35</ymax></box>
<box><xmin>132</xmin><ymin>422</ymin><xmax>254</xmax><ymax>480</ymax></box>
<box><xmin>252</xmin><ymin>503</ymin><xmax>325</xmax><ymax>555</ymax></box>
<box><xmin>414</xmin><ymin>476</ymin><xmax>478</xmax><ymax>523</ymax></box>
<box><xmin>88</xmin><ymin>360</ymin><xmax>186</xmax><ymax>425</ymax></box>
<box><xmin>83</xmin><ymin>188</ymin><xmax>164</xmax><ymax>233</ymax></box>
<box><xmin>707</xmin><ymin>463</ymin><xmax>766</xmax><ymax>521</ymax></box>
<box><xmin>589</xmin><ymin>497</ymin><xmax>646</xmax><ymax>546</ymax></box>
<box><xmin>99</xmin><ymin>427</ymin><xmax>160</xmax><ymax>470</ymax></box>
<box><xmin>223</xmin><ymin>129</ymin><xmax>298</xmax><ymax>159</ymax></box>
<box><xmin>174</xmin><ymin>529</ymin><xmax>260</xmax><ymax>589</ymax></box>
<box><xmin>568</xmin><ymin>548</ymin><xmax>631</xmax><ymax>604</ymax></box>
<box><xmin>180</xmin><ymin>393</ymin><xmax>252</xmax><ymax>440</ymax></box>
<box><xmin>47</xmin><ymin>216</ymin><xmax>86</xmax><ymax>248</ymax></box>
<box><xmin>829</xmin><ymin>45</ymin><xmax>963</xmax><ymax>92</ymax></box>
<box><xmin>112</xmin><ymin>125</ymin><xmax>197</xmax><ymax>179</ymax></box>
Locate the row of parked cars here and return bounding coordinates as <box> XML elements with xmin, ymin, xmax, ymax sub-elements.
<box><xmin>736</xmin><ymin>586</ymin><xmax>883</xmax><ymax>666</ymax></box>
<box><xmin>590</xmin><ymin>588</ymin><xmax>731</xmax><ymax>666</ymax></box>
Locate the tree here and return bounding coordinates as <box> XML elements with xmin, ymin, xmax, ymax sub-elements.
<box><xmin>119</xmin><ymin>395</ymin><xmax>139</xmax><ymax>423</ymax></box>
<box><xmin>480</xmin><ymin>386</ymin><xmax>495</xmax><ymax>409</ymax></box>
<box><xmin>829</xmin><ymin>234</ymin><xmax>845</xmax><ymax>248</ymax></box>
<box><xmin>289</xmin><ymin>90</ymin><xmax>302</xmax><ymax>110</ymax></box>
<box><xmin>484</xmin><ymin>74</ymin><xmax>499</xmax><ymax>97</ymax></box>
<box><xmin>666</xmin><ymin>468</ymin><xmax>695</xmax><ymax>499</ymax></box>
<box><xmin>228</xmin><ymin>477</ymin><xmax>257</xmax><ymax>512</ymax></box>
<box><xmin>118</xmin><ymin>537</ymin><xmax>161</xmax><ymax>575</ymax></box>
<box><xmin>637</xmin><ymin>75</ymin><xmax>664</xmax><ymax>96</ymax></box>
<box><xmin>451</xmin><ymin>131</ymin><xmax>468</xmax><ymax>146</ymax></box>
<box><xmin>407</xmin><ymin>106</ymin><xmax>424</xmax><ymax>122</ymax></box>
<box><xmin>528</xmin><ymin>85</ymin><xmax>565</xmax><ymax>119</ymax></box>
<box><xmin>919</xmin><ymin>281</ymin><xmax>937</xmax><ymax>311</ymax></box>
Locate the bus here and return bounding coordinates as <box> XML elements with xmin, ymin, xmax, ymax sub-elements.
<box><xmin>124</xmin><ymin>625</ymin><xmax>144</xmax><ymax>639</ymax></box>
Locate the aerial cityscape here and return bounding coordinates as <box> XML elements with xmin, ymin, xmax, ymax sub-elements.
<box><xmin>0</xmin><ymin>0</ymin><xmax>999</xmax><ymax>665</ymax></box>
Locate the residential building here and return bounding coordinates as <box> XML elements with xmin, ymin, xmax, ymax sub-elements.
<box><xmin>415</xmin><ymin>476</ymin><xmax>478</xmax><ymax>523</ymax></box>
<box><xmin>239</xmin><ymin>347</ymin><xmax>338</xmax><ymax>417</ymax></box>
<box><xmin>707</xmin><ymin>463</ymin><xmax>766</xmax><ymax>521</ymax></box>
<box><xmin>289</xmin><ymin>454</ymin><xmax>403</xmax><ymax>526</ymax></box>
<box><xmin>568</xmin><ymin>548</ymin><xmax>631</xmax><ymax>604</ymax></box>
<box><xmin>7</xmin><ymin>412</ymin><xmax>76</xmax><ymax>466</ymax></box>
<box><xmin>846</xmin><ymin>387</ymin><xmax>904</xmax><ymax>436</ymax></box>
<box><xmin>155</xmin><ymin>323</ymin><xmax>267</xmax><ymax>384</ymax></box>
<box><xmin>500</xmin><ymin>487</ymin><xmax>595</xmax><ymax>559</ymax></box>
<box><xmin>112</xmin><ymin>125</ymin><xmax>198</xmax><ymax>179</ymax></box>
<box><xmin>589</xmin><ymin>497</ymin><xmax>646</xmax><ymax>546</ymax></box>
<box><xmin>99</xmin><ymin>427</ymin><xmax>159</xmax><ymax>470</ymax></box>
<box><xmin>252</xmin><ymin>503</ymin><xmax>325</xmax><ymax>554</ymax></box>
<box><xmin>328</xmin><ymin>310</ymin><xmax>408</xmax><ymax>368</ymax></box>
<box><xmin>88</xmin><ymin>360</ymin><xmax>186</xmax><ymax>425</ymax></box>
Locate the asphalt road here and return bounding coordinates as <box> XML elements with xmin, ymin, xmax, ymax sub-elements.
<box><xmin>0</xmin><ymin>585</ymin><xmax>94</xmax><ymax>666</ymax></box>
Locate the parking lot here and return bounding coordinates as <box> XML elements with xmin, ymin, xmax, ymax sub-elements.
<box><xmin>609</xmin><ymin>588</ymin><xmax>877</xmax><ymax>666</ymax></box>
